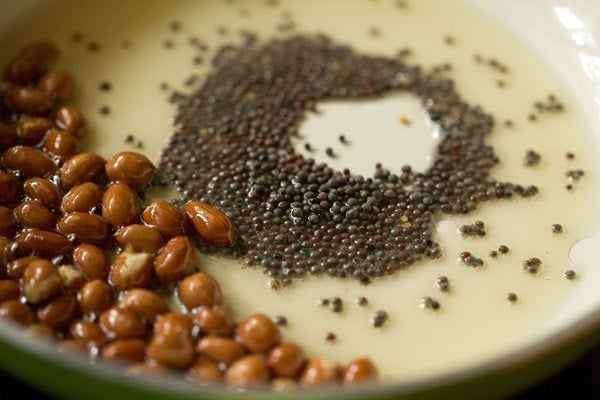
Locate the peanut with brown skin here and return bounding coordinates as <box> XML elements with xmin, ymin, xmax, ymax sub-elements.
<box><xmin>72</xmin><ymin>244</ymin><xmax>109</xmax><ymax>281</ymax></box>
<box><xmin>78</xmin><ymin>279</ymin><xmax>114</xmax><ymax>317</ymax></box>
<box><xmin>0</xmin><ymin>206</ymin><xmax>18</xmax><ymax>237</ymax></box>
<box><xmin>38</xmin><ymin>70</ymin><xmax>75</xmax><ymax>101</ymax></box>
<box><xmin>184</xmin><ymin>201</ymin><xmax>237</xmax><ymax>246</ymax></box>
<box><xmin>59</xmin><ymin>152</ymin><xmax>105</xmax><ymax>190</ymax></box>
<box><xmin>105</xmin><ymin>151</ymin><xmax>155</xmax><ymax>189</ymax></box>
<box><xmin>16</xmin><ymin>116</ymin><xmax>53</xmax><ymax>146</ymax></box>
<box><xmin>119</xmin><ymin>288</ymin><xmax>169</xmax><ymax>324</ymax></box>
<box><xmin>102</xmin><ymin>338</ymin><xmax>147</xmax><ymax>364</ymax></box>
<box><xmin>225</xmin><ymin>354</ymin><xmax>271</xmax><ymax>388</ymax></box>
<box><xmin>3</xmin><ymin>41</ymin><xmax>59</xmax><ymax>84</ymax></box>
<box><xmin>14</xmin><ymin>200</ymin><xmax>55</xmax><ymax>231</ymax></box>
<box><xmin>153</xmin><ymin>236</ymin><xmax>195</xmax><ymax>283</ymax></box>
<box><xmin>0</xmin><ymin>122</ymin><xmax>16</xmax><ymax>150</ymax></box>
<box><xmin>57</xmin><ymin>212</ymin><xmax>110</xmax><ymax>245</ymax></box>
<box><xmin>4</xmin><ymin>87</ymin><xmax>52</xmax><ymax>116</ymax></box>
<box><xmin>109</xmin><ymin>248</ymin><xmax>153</xmax><ymax>291</ymax></box>
<box><xmin>102</xmin><ymin>183</ymin><xmax>141</xmax><ymax>227</ymax></box>
<box><xmin>37</xmin><ymin>294</ymin><xmax>79</xmax><ymax>329</ymax></box>
<box><xmin>23</xmin><ymin>177</ymin><xmax>62</xmax><ymax>210</ymax></box>
<box><xmin>235</xmin><ymin>313</ymin><xmax>281</xmax><ymax>353</ymax></box>
<box><xmin>115</xmin><ymin>224</ymin><xmax>164</xmax><ymax>254</ymax></box>
<box><xmin>55</xmin><ymin>105</ymin><xmax>86</xmax><ymax>137</ymax></box>
<box><xmin>141</xmin><ymin>200</ymin><xmax>188</xmax><ymax>238</ymax></box>
<box><xmin>42</xmin><ymin>128</ymin><xmax>80</xmax><ymax>160</ymax></box>
<box><xmin>197</xmin><ymin>336</ymin><xmax>246</xmax><ymax>366</ymax></box>
<box><xmin>177</xmin><ymin>272</ymin><xmax>223</xmax><ymax>311</ymax></box>
<box><xmin>99</xmin><ymin>307</ymin><xmax>146</xmax><ymax>340</ymax></box>
<box><xmin>61</xmin><ymin>182</ymin><xmax>103</xmax><ymax>214</ymax></box>
<box><xmin>21</xmin><ymin>258</ymin><xmax>62</xmax><ymax>304</ymax></box>
<box><xmin>0</xmin><ymin>171</ymin><xmax>22</xmax><ymax>206</ymax></box>
<box><xmin>69</xmin><ymin>319</ymin><xmax>107</xmax><ymax>347</ymax></box>
<box><xmin>2</xmin><ymin>145</ymin><xmax>57</xmax><ymax>178</ymax></box>
<box><xmin>0</xmin><ymin>299</ymin><xmax>34</xmax><ymax>325</ymax></box>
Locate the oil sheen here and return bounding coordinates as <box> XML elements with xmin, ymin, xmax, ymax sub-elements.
<box><xmin>1</xmin><ymin>0</ymin><xmax>599</xmax><ymax>384</ymax></box>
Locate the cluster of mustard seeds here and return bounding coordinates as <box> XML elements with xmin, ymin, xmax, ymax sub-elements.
<box><xmin>158</xmin><ymin>34</ymin><xmax>538</xmax><ymax>287</ymax></box>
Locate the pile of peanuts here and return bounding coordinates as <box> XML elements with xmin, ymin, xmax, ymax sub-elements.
<box><xmin>0</xmin><ymin>42</ymin><xmax>378</xmax><ymax>390</ymax></box>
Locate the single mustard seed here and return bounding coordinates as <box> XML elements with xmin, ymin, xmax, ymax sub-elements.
<box><xmin>371</xmin><ymin>310</ymin><xmax>388</xmax><ymax>328</ymax></box>
<box><xmin>498</xmin><ymin>245</ymin><xmax>509</xmax><ymax>254</ymax></box>
<box><xmin>71</xmin><ymin>32</ymin><xmax>83</xmax><ymax>42</ymax></box>
<box><xmin>99</xmin><ymin>81</ymin><xmax>112</xmax><ymax>92</ymax></box>
<box><xmin>325</xmin><ymin>147</ymin><xmax>335</xmax><ymax>158</ymax></box>
<box><xmin>507</xmin><ymin>292</ymin><xmax>518</xmax><ymax>302</ymax></box>
<box><xmin>330</xmin><ymin>297</ymin><xmax>343</xmax><ymax>313</ymax></box>
<box><xmin>566</xmin><ymin>152</ymin><xmax>575</xmax><ymax>160</ymax></box>
<box><xmin>304</xmin><ymin>142</ymin><xmax>312</xmax><ymax>152</ymax></box>
<box><xmin>420</xmin><ymin>296</ymin><xmax>440</xmax><ymax>310</ymax></box>
<box><xmin>436</xmin><ymin>276</ymin><xmax>449</xmax><ymax>292</ymax></box>
<box><xmin>551</xmin><ymin>224</ymin><xmax>563</xmax><ymax>234</ymax></box>
<box><xmin>273</xmin><ymin>315</ymin><xmax>288</xmax><ymax>326</ymax></box>
<box><xmin>564</xmin><ymin>269</ymin><xmax>576</xmax><ymax>280</ymax></box>
<box><xmin>356</xmin><ymin>296</ymin><xmax>368</xmax><ymax>306</ymax></box>
<box><xmin>87</xmin><ymin>41</ymin><xmax>100</xmax><ymax>52</ymax></box>
<box><xmin>339</xmin><ymin>134</ymin><xmax>347</xmax><ymax>144</ymax></box>
<box><xmin>399</xmin><ymin>115</ymin><xmax>411</xmax><ymax>125</ymax></box>
<box><xmin>325</xmin><ymin>332</ymin><xmax>336</xmax><ymax>341</ymax></box>
<box><xmin>489</xmin><ymin>250</ymin><xmax>498</xmax><ymax>258</ymax></box>
<box><xmin>164</xmin><ymin>40</ymin><xmax>175</xmax><ymax>49</ymax></box>
<box><xmin>99</xmin><ymin>105</ymin><xmax>110</xmax><ymax>115</ymax></box>
<box><xmin>318</xmin><ymin>298</ymin><xmax>329</xmax><ymax>306</ymax></box>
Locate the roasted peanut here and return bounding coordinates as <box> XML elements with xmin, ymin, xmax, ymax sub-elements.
<box><xmin>0</xmin><ymin>206</ymin><xmax>17</xmax><ymax>237</ymax></box>
<box><xmin>267</xmin><ymin>342</ymin><xmax>306</xmax><ymax>379</ymax></box>
<box><xmin>14</xmin><ymin>229</ymin><xmax>71</xmax><ymax>258</ymax></box>
<box><xmin>300</xmin><ymin>357</ymin><xmax>341</xmax><ymax>388</ymax></box>
<box><xmin>197</xmin><ymin>336</ymin><xmax>246</xmax><ymax>366</ymax></box>
<box><xmin>6</xmin><ymin>256</ymin><xmax>43</xmax><ymax>279</ymax></box>
<box><xmin>21</xmin><ymin>258</ymin><xmax>62</xmax><ymax>304</ymax></box>
<box><xmin>72</xmin><ymin>244</ymin><xmax>109</xmax><ymax>281</ymax></box>
<box><xmin>14</xmin><ymin>200</ymin><xmax>55</xmax><ymax>230</ymax></box>
<box><xmin>147</xmin><ymin>313</ymin><xmax>196</xmax><ymax>369</ymax></box>
<box><xmin>177</xmin><ymin>272</ymin><xmax>223</xmax><ymax>311</ymax></box>
<box><xmin>57</xmin><ymin>212</ymin><xmax>110</xmax><ymax>245</ymax></box>
<box><xmin>78</xmin><ymin>279</ymin><xmax>114</xmax><ymax>317</ymax></box>
<box><xmin>119</xmin><ymin>288</ymin><xmax>168</xmax><ymax>324</ymax></box>
<box><xmin>5</xmin><ymin>87</ymin><xmax>51</xmax><ymax>116</ymax></box>
<box><xmin>0</xmin><ymin>171</ymin><xmax>22</xmax><ymax>206</ymax></box>
<box><xmin>23</xmin><ymin>177</ymin><xmax>62</xmax><ymax>210</ymax></box>
<box><xmin>69</xmin><ymin>319</ymin><xmax>106</xmax><ymax>347</ymax></box>
<box><xmin>102</xmin><ymin>183</ymin><xmax>140</xmax><ymax>227</ymax></box>
<box><xmin>3</xmin><ymin>41</ymin><xmax>59</xmax><ymax>84</ymax></box>
<box><xmin>192</xmin><ymin>307</ymin><xmax>234</xmax><ymax>337</ymax></box>
<box><xmin>16</xmin><ymin>116</ymin><xmax>53</xmax><ymax>146</ymax></box>
<box><xmin>38</xmin><ymin>70</ymin><xmax>75</xmax><ymax>101</ymax></box>
<box><xmin>154</xmin><ymin>236</ymin><xmax>194</xmax><ymax>283</ymax></box>
<box><xmin>105</xmin><ymin>151</ymin><xmax>155</xmax><ymax>188</ymax></box>
<box><xmin>61</xmin><ymin>182</ymin><xmax>102</xmax><ymax>214</ymax></box>
<box><xmin>342</xmin><ymin>358</ymin><xmax>379</xmax><ymax>386</ymax></box>
<box><xmin>0</xmin><ymin>280</ymin><xmax>20</xmax><ymax>302</ymax></box>
<box><xmin>2</xmin><ymin>145</ymin><xmax>57</xmax><ymax>178</ymax></box>
<box><xmin>99</xmin><ymin>307</ymin><xmax>146</xmax><ymax>340</ymax></box>
<box><xmin>37</xmin><ymin>293</ymin><xmax>78</xmax><ymax>329</ymax></box>
<box><xmin>186</xmin><ymin>357</ymin><xmax>224</xmax><ymax>383</ymax></box>
<box><xmin>225</xmin><ymin>354</ymin><xmax>271</xmax><ymax>388</ymax></box>
<box><xmin>235</xmin><ymin>313</ymin><xmax>281</xmax><ymax>353</ymax></box>
<box><xmin>25</xmin><ymin>322</ymin><xmax>58</xmax><ymax>341</ymax></box>
<box><xmin>42</xmin><ymin>128</ymin><xmax>80</xmax><ymax>160</ymax></box>
<box><xmin>102</xmin><ymin>338</ymin><xmax>147</xmax><ymax>364</ymax></box>
<box><xmin>58</xmin><ymin>152</ymin><xmax>105</xmax><ymax>190</ymax></box>
<box><xmin>184</xmin><ymin>201</ymin><xmax>237</xmax><ymax>246</ymax></box>
<box><xmin>0</xmin><ymin>122</ymin><xmax>16</xmax><ymax>150</ymax></box>
<box><xmin>0</xmin><ymin>299</ymin><xmax>34</xmax><ymax>325</ymax></box>
<box><xmin>55</xmin><ymin>105</ymin><xmax>86</xmax><ymax>137</ymax></box>
<box><xmin>141</xmin><ymin>200</ymin><xmax>188</xmax><ymax>238</ymax></box>
<box><xmin>115</xmin><ymin>224</ymin><xmax>163</xmax><ymax>254</ymax></box>
<box><xmin>109</xmin><ymin>248</ymin><xmax>153</xmax><ymax>291</ymax></box>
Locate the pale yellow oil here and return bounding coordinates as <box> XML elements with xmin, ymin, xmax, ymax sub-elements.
<box><xmin>1</xmin><ymin>0</ymin><xmax>599</xmax><ymax>384</ymax></box>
